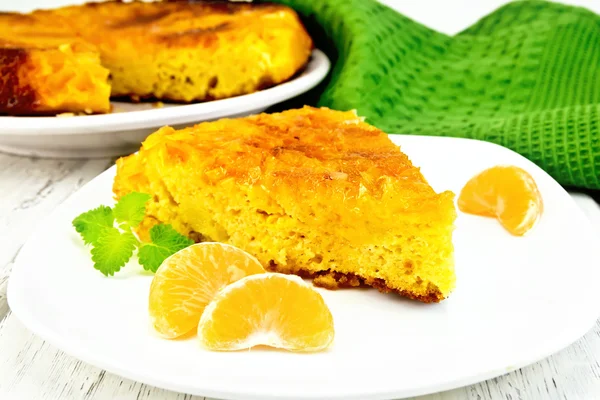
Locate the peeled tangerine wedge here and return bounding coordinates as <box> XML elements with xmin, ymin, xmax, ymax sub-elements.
<box><xmin>198</xmin><ymin>273</ymin><xmax>335</xmax><ymax>352</ymax></box>
<box><xmin>457</xmin><ymin>165</ymin><xmax>543</xmax><ymax>236</ymax></box>
<box><xmin>148</xmin><ymin>242</ymin><xmax>265</xmax><ymax>339</ymax></box>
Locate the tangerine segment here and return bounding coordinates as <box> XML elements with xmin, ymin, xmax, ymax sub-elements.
<box><xmin>198</xmin><ymin>273</ymin><xmax>335</xmax><ymax>352</ymax></box>
<box><xmin>457</xmin><ymin>165</ymin><xmax>543</xmax><ymax>236</ymax></box>
<box><xmin>148</xmin><ymin>242</ymin><xmax>265</xmax><ymax>339</ymax></box>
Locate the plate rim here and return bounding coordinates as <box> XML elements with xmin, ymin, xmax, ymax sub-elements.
<box><xmin>7</xmin><ymin>135</ymin><xmax>600</xmax><ymax>400</ymax></box>
<box><xmin>0</xmin><ymin>49</ymin><xmax>330</xmax><ymax>136</ymax></box>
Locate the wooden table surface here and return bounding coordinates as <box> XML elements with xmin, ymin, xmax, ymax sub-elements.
<box><xmin>1</xmin><ymin>152</ymin><xmax>600</xmax><ymax>400</ymax></box>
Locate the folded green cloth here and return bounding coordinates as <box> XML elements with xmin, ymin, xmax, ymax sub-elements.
<box><xmin>270</xmin><ymin>0</ymin><xmax>600</xmax><ymax>190</ymax></box>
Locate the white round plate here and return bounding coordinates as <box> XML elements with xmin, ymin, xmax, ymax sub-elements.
<box><xmin>0</xmin><ymin>49</ymin><xmax>329</xmax><ymax>159</ymax></box>
<box><xmin>8</xmin><ymin>135</ymin><xmax>600</xmax><ymax>400</ymax></box>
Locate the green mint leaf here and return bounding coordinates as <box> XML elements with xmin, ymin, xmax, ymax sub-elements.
<box><xmin>138</xmin><ymin>224</ymin><xmax>194</xmax><ymax>273</ymax></box>
<box><xmin>113</xmin><ymin>192</ymin><xmax>151</xmax><ymax>228</ymax></box>
<box><xmin>90</xmin><ymin>227</ymin><xmax>137</xmax><ymax>276</ymax></box>
<box><xmin>72</xmin><ymin>205</ymin><xmax>114</xmax><ymax>246</ymax></box>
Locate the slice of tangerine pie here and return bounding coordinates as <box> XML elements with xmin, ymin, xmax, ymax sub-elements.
<box><xmin>115</xmin><ymin>106</ymin><xmax>457</xmax><ymax>303</ymax></box>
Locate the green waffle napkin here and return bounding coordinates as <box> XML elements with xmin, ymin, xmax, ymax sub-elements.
<box><xmin>269</xmin><ymin>0</ymin><xmax>600</xmax><ymax>190</ymax></box>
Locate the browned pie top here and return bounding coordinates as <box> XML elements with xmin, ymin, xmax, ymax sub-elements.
<box><xmin>0</xmin><ymin>1</ymin><xmax>295</xmax><ymax>50</ymax></box>
<box><xmin>116</xmin><ymin>106</ymin><xmax>450</xmax><ymax>210</ymax></box>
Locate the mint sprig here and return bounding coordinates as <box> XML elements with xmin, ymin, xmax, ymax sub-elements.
<box><xmin>90</xmin><ymin>227</ymin><xmax>137</xmax><ymax>276</ymax></box>
<box><xmin>72</xmin><ymin>205</ymin><xmax>114</xmax><ymax>246</ymax></box>
<box><xmin>72</xmin><ymin>192</ymin><xmax>193</xmax><ymax>276</ymax></box>
<box><xmin>139</xmin><ymin>224</ymin><xmax>194</xmax><ymax>273</ymax></box>
<box><xmin>113</xmin><ymin>192</ymin><xmax>151</xmax><ymax>229</ymax></box>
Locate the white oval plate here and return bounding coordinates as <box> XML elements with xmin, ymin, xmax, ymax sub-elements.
<box><xmin>0</xmin><ymin>49</ymin><xmax>329</xmax><ymax>159</ymax></box>
<box><xmin>8</xmin><ymin>134</ymin><xmax>599</xmax><ymax>400</ymax></box>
